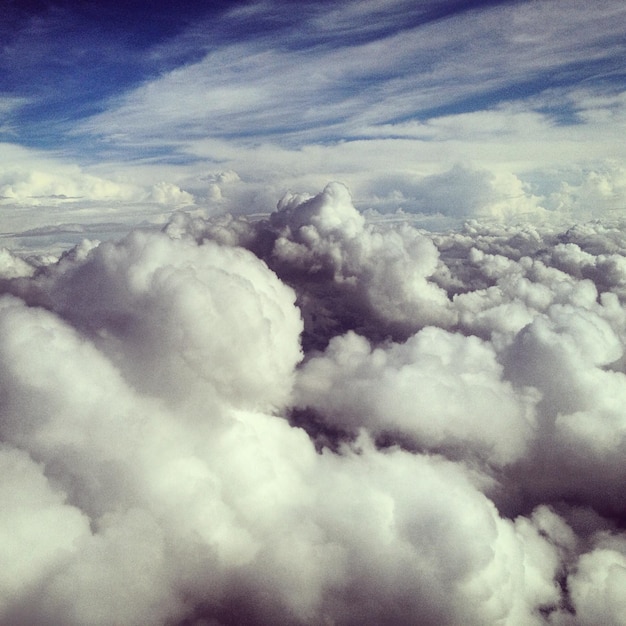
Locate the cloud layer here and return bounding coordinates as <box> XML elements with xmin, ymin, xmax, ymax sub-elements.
<box><xmin>1</xmin><ymin>183</ymin><xmax>626</xmax><ymax>625</ymax></box>
<box><xmin>1</xmin><ymin>0</ymin><xmax>626</xmax><ymax>239</ymax></box>
<box><xmin>2</xmin><ymin>3</ymin><xmax>625</xmax><ymax>622</ymax></box>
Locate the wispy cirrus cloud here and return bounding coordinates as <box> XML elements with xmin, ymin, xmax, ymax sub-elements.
<box><xmin>77</xmin><ymin>0</ymin><xmax>626</xmax><ymax>150</ymax></box>
<box><xmin>1</xmin><ymin>0</ymin><xmax>625</xmax><ymax>233</ymax></box>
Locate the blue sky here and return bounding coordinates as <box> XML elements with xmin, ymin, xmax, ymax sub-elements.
<box><xmin>2</xmin><ymin>0</ymin><xmax>626</xmax><ymax>237</ymax></box>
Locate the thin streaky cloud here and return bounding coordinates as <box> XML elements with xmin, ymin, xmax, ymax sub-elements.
<box><xmin>73</xmin><ymin>0</ymin><xmax>626</xmax><ymax>156</ymax></box>
<box><xmin>0</xmin><ymin>0</ymin><xmax>625</xmax><ymax>230</ymax></box>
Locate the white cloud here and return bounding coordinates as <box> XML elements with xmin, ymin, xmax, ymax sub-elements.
<box><xmin>79</xmin><ymin>0</ymin><xmax>626</xmax><ymax>149</ymax></box>
<box><xmin>0</xmin><ymin>445</ymin><xmax>90</xmax><ymax>617</ymax></box>
<box><xmin>0</xmin><ymin>145</ymin><xmax>142</xmax><ymax>206</ymax></box>
<box><xmin>545</xmin><ymin>162</ymin><xmax>626</xmax><ymax>217</ymax></box>
<box><xmin>147</xmin><ymin>181</ymin><xmax>195</xmax><ymax>206</ymax></box>
<box><xmin>566</xmin><ymin>535</ymin><xmax>626</xmax><ymax>626</ymax></box>
<box><xmin>2</xmin><ymin>185</ymin><xmax>626</xmax><ymax>623</ymax></box>
<box><xmin>60</xmin><ymin>0</ymin><xmax>625</xmax><ymax>229</ymax></box>
<box><xmin>0</xmin><ymin>145</ymin><xmax>201</xmax><ymax>241</ymax></box>
<box><xmin>294</xmin><ymin>326</ymin><xmax>537</xmax><ymax>466</ymax></box>
<box><xmin>0</xmin><ymin>248</ymin><xmax>35</xmax><ymax>279</ymax></box>
<box><xmin>24</xmin><ymin>230</ymin><xmax>304</xmax><ymax>411</ymax></box>
<box><xmin>265</xmin><ymin>183</ymin><xmax>456</xmax><ymax>336</ymax></box>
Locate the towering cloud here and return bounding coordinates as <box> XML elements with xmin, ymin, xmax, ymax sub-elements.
<box><xmin>174</xmin><ymin>182</ymin><xmax>457</xmax><ymax>348</ymax></box>
<box><xmin>0</xmin><ymin>183</ymin><xmax>625</xmax><ymax>625</ymax></box>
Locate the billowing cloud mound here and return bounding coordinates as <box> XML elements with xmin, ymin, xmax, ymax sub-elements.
<box><xmin>168</xmin><ymin>182</ymin><xmax>456</xmax><ymax>347</ymax></box>
<box><xmin>17</xmin><ymin>232</ymin><xmax>303</xmax><ymax>410</ymax></box>
<box><xmin>294</xmin><ymin>327</ymin><xmax>537</xmax><ymax>466</ymax></box>
<box><xmin>1</xmin><ymin>184</ymin><xmax>626</xmax><ymax>625</ymax></box>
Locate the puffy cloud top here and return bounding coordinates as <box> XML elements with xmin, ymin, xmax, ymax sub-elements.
<box><xmin>23</xmin><ymin>230</ymin><xmax>303</xmax><ymax>411</ymax></box>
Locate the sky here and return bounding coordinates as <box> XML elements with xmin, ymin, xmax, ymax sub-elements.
<box><xmin>2</xmin><ymin>2</ymin><xmax>626</xmax><ymax>625</ymax></box>
<box><xmin>1</xmin><ymin>0</ymin><xmax>626</xmax><ymax>245</ymax></box>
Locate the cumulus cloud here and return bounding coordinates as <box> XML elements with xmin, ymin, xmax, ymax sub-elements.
<box><xmin>0</xmin><ymin>145</ymin><xmax>199</xmax><ymax>244</ymax></box>
<box><xmin>165</xmin><ymin>182</ymin><xmax>457</xmax><ymax>346</ymax></box>
<box><xmin>361</xmin><ymin>165</ymin><xmax>547</xmax><ymax>220</ymax></box>
<box><xmin>147</xmin><ymin>181</ymin><xmax>195</xmax><ymax>207</ymax></box>
<box><xmin>0</xmin><ymin>165</ymin><xmax>195</xmax><ymax>210</ymax></box>
<box><xmin>0</xmin><ymin>161</ymin><xmax>140</xmax><ymax>206</ymax></box>
<box><xmin>565</xmin><ymin>533</ymin><xmax>626</xmax><ymax>626</ymax></box>
<box><xmin>294</xmin><ymin>327</ymin><xmax>537</xmax><ymax>466</ymax></box>
<box><xmin>254</xmin><ymin>182</ymin><xmax>455</xmax><ymax>343</ymax></box>
<box><xmin>1</xmin><ymin>182</ymin><xmax>626</xmax><ymax>625</ymax></box>
<box><xmin>0</xmin><ymin>248</ymin><xmax>35</xmax><ymax>279</ymax></box>
<box><xmin>543</xmin><ymin>162</ymin><xmax>626</xmax><ymax>218</ymax></box>
<box><xmin>12</xmin><ymin>231</ymin><xmax>303</xmax><ymax>411</ymax></box>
